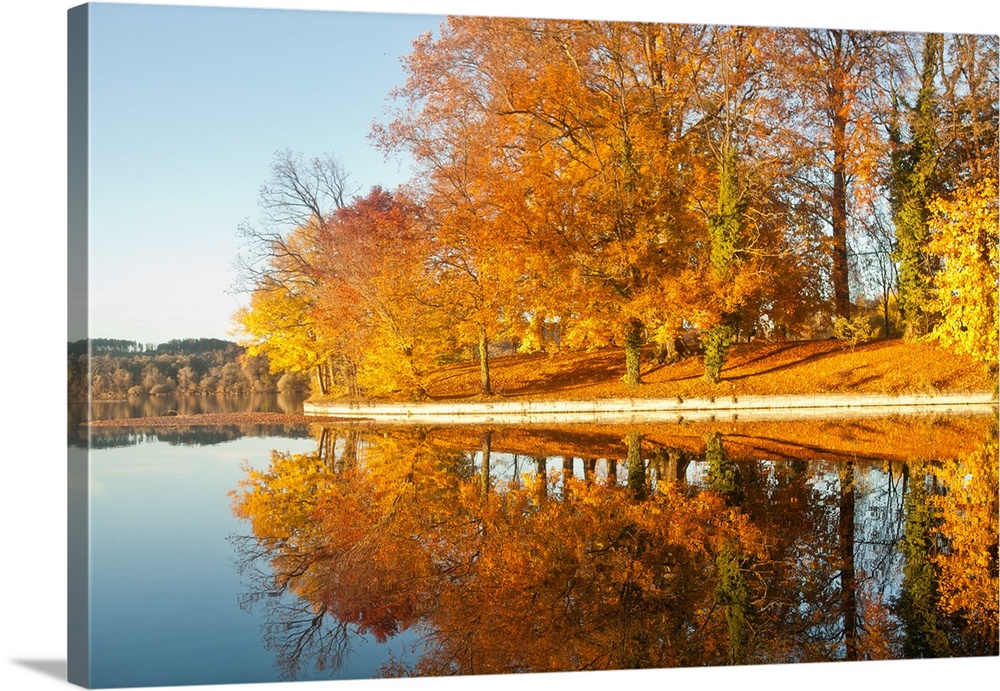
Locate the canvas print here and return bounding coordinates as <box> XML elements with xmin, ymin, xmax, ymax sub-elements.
<box><xmin>68</xmin><ymin>2</ymin><xmax>999</xmax><ymax>689</ymax></box>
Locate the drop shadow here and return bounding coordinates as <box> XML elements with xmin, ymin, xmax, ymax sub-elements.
<box><xmin>11</xmin><ymin>659</ymin><xmax>67</xmax><ymax>681</ymax></box>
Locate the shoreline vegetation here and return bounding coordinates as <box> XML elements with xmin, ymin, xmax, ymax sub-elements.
<box><xmin>231</xmin><ymin>26</ymin><xmax>998</xmax><ymax>409</ymax></box>
<box><xmin>85</xmin><ymin>337</ymin><xmax>997</xmax><ymax>429</ymax></box>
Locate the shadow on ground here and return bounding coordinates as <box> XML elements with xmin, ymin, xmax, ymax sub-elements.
<box><xmin>12</xmin><ymin>659</ymin><xmax>66</xmax><ymax>681</ymax></box>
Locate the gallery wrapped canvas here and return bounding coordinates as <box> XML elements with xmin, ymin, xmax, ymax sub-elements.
<box><xmin>66</xmin><ymin>1</ymin><xmax>998</xmax><ymax>689</ymax></box>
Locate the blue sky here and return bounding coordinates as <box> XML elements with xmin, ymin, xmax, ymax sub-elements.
<box><xmin>85</xmin><ymin>3</ymin><xmax>443</xmax><ymax>344</ymax></box>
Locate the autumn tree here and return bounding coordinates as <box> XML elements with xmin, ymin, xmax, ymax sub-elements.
<box><xmin>785</xmin><ymin>29</ymin><xmax>890</xmax><ymax>321</ymax></box>
<box><xmin>312</xmin><ymin>187</ymin><xmax>446</xmax><ymax>397</ymax></box>
<box><xmin>379</xmin><ymin>19</ymin><xmax>709</xmax><ymax>389</ymax></box>
<box><xmin>926</xmin><ymin>175</ymin><xmax>999</xmax><ymax>368</ymax></box>
<box><xmin>918</xmin><ymin>35</ymin><xmax>999</xmax><ymax>365</ymax></box>
<box><xmin>375</xmin><ymin>21</ymin><xmax>533</xmax><ymax>394</ymax></box>
<box><xmin>235</xmin><ymin>151</ymin><xmax>444</xmax><ymax>397</ymax></box>
<box><xmin>686</xmin><ymin>26</ymin><xmax>824</xmax><ymax>380</ymax></box>
<box><xmin>234</xmin><ymin>151</ymin><xmax>355</xmax><ymax>395</ymax></box>
<box><xmin>890</xmin><ymin>33</ymin><xmax>944</xmax><ymax>337</ymax></box>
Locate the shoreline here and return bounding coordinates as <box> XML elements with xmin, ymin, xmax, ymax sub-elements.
<box><xmin>304</xmin><ymin>391</ymin><xmax>999</xmax><ymax>425</ymax></box>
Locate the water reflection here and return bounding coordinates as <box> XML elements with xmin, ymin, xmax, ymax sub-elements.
<box><xmin>230</xmin><ymin>416</ymin><xmax>999</xmax><ymax>679</ymax></box>
<box><xmin>68</xmin><ymin>392</ymin><xmax>310</xmax><ymax>448</ymax></box>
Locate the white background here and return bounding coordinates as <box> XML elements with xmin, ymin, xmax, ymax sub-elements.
<box><xmin>2</xmin><ymin>1</ymin><xmax>998</xmax><ymax>690</ymax></box>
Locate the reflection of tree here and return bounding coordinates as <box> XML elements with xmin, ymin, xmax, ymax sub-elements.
<box><xmin>897</xmin><ymin>472</ymin><xmax>951</xmax><ymax>656</ymax></box>
<box><xmin>230</xmin><ymin>422</ymin><xmax>998</xmax><ymax>679</ymax></box>
<box><xmin>231</xmin><ymin>429</ymin><xmax>475</xmax><ymax>678</ymax></box>
<box><xmin>895</xmin><ymin>424</ymin><xmax>1000</xmax><ymax>657</ymax></box>
<box><xmin>837</xmin><ymin>462</ymin><xmax>858</xmax><ymax>660</ymax></box>
<box><xmin>932</xmin><ymin>430</ymin><xmax>999</xmax><ymax>654</ymax></box>
<box><xmin>232</xmin><ymin>427</ymin><xmax>768</xmax><ymax>677</ymax></box>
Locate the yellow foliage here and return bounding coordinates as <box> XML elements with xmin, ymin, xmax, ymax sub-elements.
<box><xmin>927</xmin><ymin>176</ymin><xmax>1000</xmax><ymax>366</ymax></box>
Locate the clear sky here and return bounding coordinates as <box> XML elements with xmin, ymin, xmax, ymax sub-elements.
<box><xmin>84</xmin><ymin>3</ymin><xmax>443</xmax><ymax>344</ymax></box>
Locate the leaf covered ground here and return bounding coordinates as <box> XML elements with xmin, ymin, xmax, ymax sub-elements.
<box><xmin>418</xmin><ymin>338</ymin><xmax>996</xmax><ymax>402</ymax></box>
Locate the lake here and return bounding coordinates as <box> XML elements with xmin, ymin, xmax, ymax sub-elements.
<box><xmin>72</xmin><ymin>395</ymin><xmax>999</xmax><ymax>687</ymax></box>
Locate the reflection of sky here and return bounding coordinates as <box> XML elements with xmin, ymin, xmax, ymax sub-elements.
<box><xmin>87</xmin><ymin>434</ymin><xmax>417</xmax><ymax>687</ymax></box>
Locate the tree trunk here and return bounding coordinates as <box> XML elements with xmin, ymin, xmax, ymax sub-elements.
<box><xmin>882</xmin><ymin>289</ymin><xmax>892</xmax><ymax>339</ymax></box>
<box><xmin>314</xmin><ymin>365</ymin><xmax>327</xmax><ymax>396</ymax></box>
<box><xmin>623</xmin><ymin>319</ymin><xmax>643</xmax><ymax>387</ymax></box>
<box><xmin>830</xmin><ymin>30</ymin><xmax>852</xmax><ymax>320</ymax></box>
<box><xmin>478</xmin><ymin>330</ymin><xmax>492</xmax><ymax>395</ymax></box>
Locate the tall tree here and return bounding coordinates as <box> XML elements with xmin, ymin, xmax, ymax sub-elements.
<box><xmin>313</xmin><ymin>187</ymin><xmax>445</xmax><ymax>397</ymax></box>
<box><xmin>786</xmin><ymin>29</ymin><xmax>889</xmax><ymax>320</ymax></box>
<box><xmin>891</xmin><ymin>33</ymin><xmax>944</xmax><ymax>337</ymax></box>
<box><xmin>673</xmin><ymin>26</ymin><xmax>831</xmax><ymax>379</ymax></box>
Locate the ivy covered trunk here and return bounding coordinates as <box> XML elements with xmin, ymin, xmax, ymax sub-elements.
<box><xmin>704</xmin><ymin>147</ymin><xmax>744</xmax><ymax>383</ymax></box>
<box><xmin>892</xmin><ymin>33</ymin><xmax>941</xmax><ymax>338</ymax></box>
<box><xmin>623</xmin><ymin>319</ymin><xmax>643</xmax><ymax>387</ymax></box>
<box><xmin>703</xmin><ymin>322</ymin><xmax>734</xmax><ymax>384</ymax></box>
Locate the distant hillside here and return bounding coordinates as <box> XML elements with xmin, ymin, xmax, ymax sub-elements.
<box><xmin>67</xmin><ymin>337</ymin><xmax>310</xmax><ymax>401</ymax></box>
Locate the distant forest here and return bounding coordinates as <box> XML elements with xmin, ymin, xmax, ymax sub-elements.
<box><xmin>68</xmin><ymin>337</ymin><xmax>311</xmax><ymax>402</ymax></box>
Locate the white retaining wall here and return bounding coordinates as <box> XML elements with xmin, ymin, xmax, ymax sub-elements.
<box><xmin>304</xmin><ymin>392</ymin><xmax>999</xmax><ymax>425</ymax></box>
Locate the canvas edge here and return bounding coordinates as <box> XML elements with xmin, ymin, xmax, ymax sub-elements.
<box><xmin>67</xmin><ymin>3</ymin><xmax>90</xmax><ymax>688</ymax></box>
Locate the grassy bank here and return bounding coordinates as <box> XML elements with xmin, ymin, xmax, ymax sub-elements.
<box><xmin>409</xmin><ymin>338</ymin><xmax>995</xmax><ymax>402</ymax></box>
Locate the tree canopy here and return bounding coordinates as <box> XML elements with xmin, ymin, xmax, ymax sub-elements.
<box><xmin>233</xmin><ymin>22</ymin><xmax>998</xmax><ymax>399</ymax></box>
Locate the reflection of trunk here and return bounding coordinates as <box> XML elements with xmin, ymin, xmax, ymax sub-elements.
<box><xmin>478</xmin><ymin>330</ymin><xmax>492</xmax><ymax>395</ymax></box>
<box><xmin>341</xmin><ymin>430</ymin><xmax>359</xmax><ymax>469</ymax></box>
<box><xmin>583</xmin><ymin>458</ymin><xmax>596</xmax><ymax>486</ymax></box>
<box><xmin>707</xmin><ymin>432</ymin><xmax>742</xmax><ymax>503</ymax></box>
<box><xmin>626</xmin><ymin>430</ymin><xmax>645</xmax><ymax>499</ymax></box>
<box><xmin>480</xmin><ymin>431</ymin><xmax>492</xmax><ymax>499</ymax></box>
<box><xmin>653</xmin><ymin>447</ymin><xmax>690</xmax><ymax>484</ymax></box>
<box><xmin>317</xmin><ymin>427</ymin><xmax>338</xmax><ymax>466</ymax></box>
<box><xmin>562</xmin><ymin>457</ymin><xmax>574</xmax><ymax>499</ymax></box>
<box><xmin>838</xmin><ymin>462</ymin><xmax>858</xmax><ymax>660</ymax></box>
<box><xmin>606</xmin><ymin>457</ymin><xmax>618</xmax><ymax>487</ymax></box>
<box><xmin>897</xmin><ymin>464</ymin><xmax>950</xmax><ymax>657</ymax></box>
<box><xmin>534</xmin><ymin>457</ymin><xmax>547</xmax><ymax>504</ymax></box>
<box><xmin>716</xmin><ymin>541</ymin><xmax>751</xmax><ymax>665</ymax></box>
<box><xmin>623</xmin><ymin>319</ymin><xmax>643</xmax><ymax>387</ymax></box>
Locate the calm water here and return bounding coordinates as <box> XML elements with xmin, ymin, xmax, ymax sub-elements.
<box><xmin>74</xmin><ymin>399</ymin><xmax>1000</xmax><ymax>687</ymax></box>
